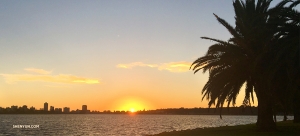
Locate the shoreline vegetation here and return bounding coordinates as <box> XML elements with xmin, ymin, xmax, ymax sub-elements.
<box><xmin>150</xmin><ymin>120</ymin><xmax>300</xmax><ymax>136</ymax></box>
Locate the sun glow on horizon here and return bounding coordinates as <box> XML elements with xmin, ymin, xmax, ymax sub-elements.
<box><xmin>130</xmin><ymin>108</ymin><xmax>136</xmax><ymax>113</ymax></box>
<box><xmin>110</xmin><ymin>96</ymin><xmax>154</xmax><ymax>112</ymax></box>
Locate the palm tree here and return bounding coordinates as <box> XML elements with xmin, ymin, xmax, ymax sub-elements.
<box><xmin>268</xmin><ymin>0</ymin><xmax>300</xmax><ymax>123</ymax></box>
<box><xmin>191</xmin><ymin>0</ymin><xmax>290</xmax><ymax>131</ymax></box>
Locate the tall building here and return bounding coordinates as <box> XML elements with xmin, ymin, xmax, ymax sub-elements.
<box><xmin>63</xmin><ymin>107</ymin><xmax>70</xmax><ymax>113</ymax></box>
<box><xmin>50</xmin><ymin>106</ymin><xmax>54</xmax><ymax>112</ymax></box>
<box><xmin>55</xmin><ymin>108</ymin><xmax>62</xmax><ymax>113</ymax></box>
<box><xmin>82</xmin><ymin>105</ymin><xmax>87</xmax><ymax>111</ymax></box>
<box><xmin>44</xmin><ymin>102</ymin><xmax>48</xmax><ymax>112</ymax></box>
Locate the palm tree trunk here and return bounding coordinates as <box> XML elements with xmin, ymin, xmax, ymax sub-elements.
<box><xmin>284</xmin><ymin>115</ymin><xmax>288</xmax><ymax>121</ymax></box>
<box><xmin>255</xmin><ymin>84</ymin><xmax>277</xmax><ymax>131</ymax></box>
<box><xmin>256</xmin><ymin>97</ymin><xmax>277</xmax><ymax>131</ymax></box>
<box><xmin>293</xmin><ymin>87</ymin><xmax>300</xmax><ymax>123</ymax></box>
<box><xmin>273</xmin><ymin>113</ymin><xmax>277</xmax><ymax>122</ymax></box>
<box><xmin>283</xmin><ymin>111</ymin><xmax>288</xmax><ymax>121</ymax></box>
<box><xmin>293</xmin><ymin>107</ymin><xmax>300</xmax><ymax>123</ymax></box>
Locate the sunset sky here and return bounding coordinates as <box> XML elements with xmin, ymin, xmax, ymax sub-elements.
<box><xmin>0</xmin><ymin>0</ymin><xmax>284</xmax><ymax>111</ymax></box>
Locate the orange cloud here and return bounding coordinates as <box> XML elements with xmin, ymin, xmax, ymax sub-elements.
<box><xmin>117</xmin><ymin>61</ymin><xmax>191</xmax><ymax>73</ymax></box>
<box><xmin>1</xmin><ymin>68</ymin><xmax>100</xmax><ymax>84</ymax></box>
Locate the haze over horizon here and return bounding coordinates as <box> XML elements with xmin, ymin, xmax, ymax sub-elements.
<box><xmin>2</xmin><ymin>0</ymin><xmax>289</xmax><ymax>111</ymax></box>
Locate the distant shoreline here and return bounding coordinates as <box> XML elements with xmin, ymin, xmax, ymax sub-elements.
<box><xmin>0</xmin><ymin>113</ymin><xmax>260</xmax><ymax>115</ymax></box>
<box><xmin>1</xmin><ymin>106</ymin><xmax>293</xmax><ymax>116</ymax></box>
<box><xmin>0</xmin><ymin>106</ymin><xmax>261</xmax><ymax>115</ymax></box>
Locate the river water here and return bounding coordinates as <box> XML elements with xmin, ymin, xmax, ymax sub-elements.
<box><xmin>0</xmin><ymin>114</ymin><xmax>291</xmax><ymax>135</ymax></box>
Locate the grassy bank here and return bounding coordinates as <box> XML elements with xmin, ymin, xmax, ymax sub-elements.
<box><xmin>151</xmin><ymin>120</ymin><xmax>300</xmax><ymax>136</ymax></box>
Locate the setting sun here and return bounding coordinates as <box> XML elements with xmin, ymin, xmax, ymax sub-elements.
<box><xmin>130</xmin><ymin>108</ymin><xmax>136</xmax><ymax>113</ymax></box>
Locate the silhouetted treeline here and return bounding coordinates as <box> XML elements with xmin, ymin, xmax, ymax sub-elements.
<box><xmin>137</xmin><ymin>106</ymin><xmax>259</xmax><ymax>115</ymax></box>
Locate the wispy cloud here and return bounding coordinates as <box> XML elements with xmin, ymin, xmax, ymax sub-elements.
<box><xmin>24</xmin><ymin>68</ymin><xmax>52</xmax><ymax>75</ymax></box>
<box><xmin>158</xmin><ymin>61</ymin><xmax>192</xmax><ymax>73</ymax></box>
<box><xmin>1</xmin><ymin>68</ymin><xmax>100</xmax><ymax>84</ymax></box>
<box><xmin>117</xmin><ymin>62</ymin><xmax>158</xmax><ymax>69</ymax></box>
<box><xmin>44</xmin><ymin>85</ymin><xmax>70</xmax><ymax>88</ymax></box>
<box><xmin>117</xmin><ymin>61</ymin><xmax>192</xmax><ymax>73</ymax></box>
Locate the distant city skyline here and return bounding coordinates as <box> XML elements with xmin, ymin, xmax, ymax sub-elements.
<box><xmin>1</xmin><ymin>102</ymin><xmax>90</xmax><ymax>113</ymax></box>
<box><xmin>0</xmin><ymin>101</ymin><xmax>259</xmax><ymax>115</ymax></box>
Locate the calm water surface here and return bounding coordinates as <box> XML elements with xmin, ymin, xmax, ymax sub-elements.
<box><xmin>0</xmin><ymin>114</ymin><xmax>291</xmax><ymax>136</ymax></box>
